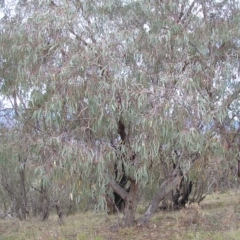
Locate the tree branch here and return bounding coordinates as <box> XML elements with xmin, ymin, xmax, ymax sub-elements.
<box><xmin>108</xmin><ymin>175</ymin><xmax>128</xmax><ymax>200</ymax></box>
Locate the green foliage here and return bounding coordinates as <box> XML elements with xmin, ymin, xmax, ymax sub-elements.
<box><xmin>0</xmin><ymin>0</ymin><xmax>240</xmax><ymax>218</ymax></box>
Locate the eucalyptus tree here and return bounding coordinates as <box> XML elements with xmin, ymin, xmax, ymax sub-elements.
<box><xmin>0</xmin><ymin>0</ymin><xmax>240</xmax><ymax>227</ymax></box>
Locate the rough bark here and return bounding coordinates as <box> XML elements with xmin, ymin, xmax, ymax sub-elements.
<box><xmin>123</xmin><ymin>181</ymin><xmax>138</xmax><ymax>227</ymax></box>
<box><xmin>139</xmin><ymin>175</ymin><xmax>182</xmax><ymax>225</ymax></box>
<box><xmin>108</xmin><ymin>176</ymin><xmax>139</xmax><ymax>227</ymax></box>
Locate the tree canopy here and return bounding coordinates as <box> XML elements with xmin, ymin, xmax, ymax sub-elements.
<box><xmin>0</xmin><ymin>0</ymin><xmax>240</xmax><ymax>227</ymax></box>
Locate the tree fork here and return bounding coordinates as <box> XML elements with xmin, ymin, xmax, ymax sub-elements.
<box><xmin>123</xmin><ymin>181</ymin><xmax>139</xmax><ymax>227</ymax></box>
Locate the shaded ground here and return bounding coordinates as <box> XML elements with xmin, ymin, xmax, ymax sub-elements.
<box><xmin>1</xmin><ymin>190</ymin><xmax>240</xmax><ymax>240</ymax></box>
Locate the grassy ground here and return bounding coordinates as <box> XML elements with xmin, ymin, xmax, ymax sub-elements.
<box><xmin>1</xmin><ymin>190</ymin><xmax>240</xmax><ymax>240</ymax></box>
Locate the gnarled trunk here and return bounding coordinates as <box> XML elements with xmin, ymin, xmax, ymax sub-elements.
<box><xmin>108</xmin><ymin>176</ymin><xmax>139</xmax><ymax>227</ymax></box>
<box><xmin>123</xmin><ymin>181</ymin><xmax>138</xmax><ymax>227</ymax></box>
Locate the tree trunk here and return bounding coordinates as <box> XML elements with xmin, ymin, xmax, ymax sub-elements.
<box><xmin>108</xmin><ymin>176</ymin><xmax>139</xmax><ymax>227</ymax></box>
<box><xmin>139</xmin><ymin>175</ymin><xmax>182</xmax><ymax>225</ymax></box>
<box><xmin>19</xmin><ymin>168</ymin><xmax>28</xmax><ymax>219</ymax></box>
<box><xmin>54</xmin><ymin>200</ymin><xmax>64</xmax><ymax>224</ymax></box>
<box><xmin>179</xmin><ymin>180</ymin><xmax>193</xmax><ymax>206</ymax></box>
<box><xmin>40</xmin><ymin>181</ymin><xmax>50</xmax><ymax>221</ymax></box>
<box><xmin>18</xmin><ymin>156</ymin><xmax>28</xmax><ymax>220</ymax></box>
<box><xmin>123</xmin><ymin>181</ymin><xmax>138</xmax><ymax>227</ymax></box>
<box><xmin>238</xmin><ymin>159</ymin><xmax>240</xmax><ymax>177</ymax></box>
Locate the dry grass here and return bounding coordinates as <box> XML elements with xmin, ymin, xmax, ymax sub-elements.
<box><xmin>1</xmin><ymin>190</ymin><xmax>240</xmax><ymax>240</ymax></box>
